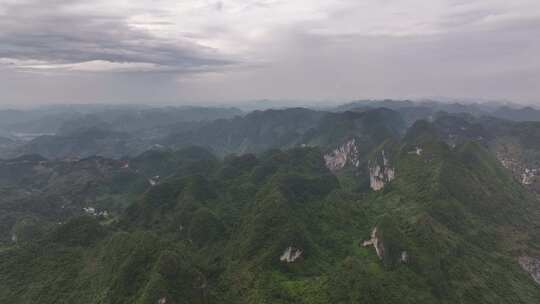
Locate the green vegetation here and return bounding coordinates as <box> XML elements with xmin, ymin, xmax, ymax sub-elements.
<box><xmin>1</xmin><ymin>108</ymin><xmax>540</xmax><ymax>303</ymax></box>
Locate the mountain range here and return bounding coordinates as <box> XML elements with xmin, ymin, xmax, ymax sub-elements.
<box><xmin>1</xmin><ymin>100</ymin><xmax>540</xmax><ymax>303</ymax></box>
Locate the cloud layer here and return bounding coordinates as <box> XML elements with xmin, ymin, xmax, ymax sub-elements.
<box><xmin>0</xmin><ymin>0</ymin><xmax>233</xmax><ymax>72</ymax></box>
<box><xmin>0</xmin><ymin>0</ymin><xmax>539</xmax><ymax>105</ymax></box>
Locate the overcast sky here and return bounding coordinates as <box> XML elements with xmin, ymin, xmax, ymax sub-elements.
<box><xmin>0</xmin><ymin>0</ymin><xmax>539</xmax><ymax>106</ymax></box>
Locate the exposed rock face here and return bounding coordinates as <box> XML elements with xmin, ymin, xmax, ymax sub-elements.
<box><xmin>148</xmin><ymin>175</ymin><xmax>160</xmax><ymax>186</ymax></box>
<box><xmin>521</xmin><ymin>168</ymin><xmax>538</xmax><ymax>185</ymax></box>
<box><xmin>362</xmin><ymin>227</ymin><xmax>384</xmax><ymax>259</ymax></box>
<box><xmin>83</xmin><ymin>207</ymin><xmax>109</xmax><ymax>217</ymax></box>
<box><xmin>369</xmin><ymin>168</ymin><xmax>385</xmax><ymax>191</ymax></box>
<box><xmin>83</xmin><ymin>207</ymin><xmax>96</xmax><ymax>215</ymax></box>
<box><xmin>324</xmin><ymin>139</ymin><xmax>360</xmax><ymax>172</ymax></box>
<box><xmin>496</xmin><ymin>151</ymin><xmax>520</xmax><ymax>171</ymax></box>
<box><xmin>401</xmin><ymin>251</ymin><xmax>409</xmax><ymax>263</ymax></box>
<box><xmin>120</xmin><ymin>161</ymin><xmax>130</xmax><ymax>169</ymax></box>
<box><xmin>157</xmin><ymin>297</ymin><xmax>167</xmax><ymax>304</ymax></box>
<box><xmin>496</xmin><ymin>152</ymin><xmax>539</xmax><ymax>186</ymax></box>
<box><xmin>369</xmin><ymin>150</ymin><xmax>395</xmax><ymax>191</ymax></box>
<box><xmin>280</xmin><ymin>246</ymin><xmax>303</xmax><ymax>263</ymax></box>
<box><xmin>519</xmin><ymin>256</ymin><xmax>540</xmax><ymax>285</ymax></box>
<box><xmin>408</xmin><ymin>146</ymin><xmax>423</xmax><ymax>156</ymax></box>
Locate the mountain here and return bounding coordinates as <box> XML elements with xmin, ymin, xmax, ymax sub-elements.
<box><xmin>399</xmin><ymin>112</ymin><xmax>540</xmax><ymax>195</ymax></box>
<box><xmin>16</xmin><ymin>127</ymin><xmax>145</xmax><ymax>159</ymax></box>
<box><xmin>0</xmin><ymin>137</ymin><xmax>14</xmax><ymax>145</ymax></box>
<box><xmin>491</xmin><ymin>106</ymin><xmax>540</xmax><ymax>122</ymax></box>
<box><xmin>334</xmin><ymin>100</ymin><xmax>540</xmax><ymax>124</ymax></box>
<box><xmin>0</xmin><ymin>106</ymin><xmax>242</xmax><ymax>159</ymax></box>
<box><xmin>164</xmin><ymin>108</ymin><xmax>404</xmax><ymax>157</ymax></box>
<box><xmin>1</xmin><ymin>111</ymin><xmax>540</xmax><ymax>303</ymax></box>
<box><xmin>4</xmin><ymin>100</ymin><xmax>540</xmax><ymax>160</ymax></box>
<box><xmin>163</xmin><ymin>108</ymin><xmax>325</xmax><ymax>155</ymax></box>
<box><xmin>56</xmin><ymin>106</ymin><xmax>242</xmax><ymax>135</ymax></box>
<box><xmin>0</xmin><ymin>105</ymin><xmax>242</xmax><ymax>135</ymax></box>
<box><xmin>0</xmin><ymin>147</ymin><xmax>217</xmax><ymax>243</ymax></box>
<box><xmin>1</xmin><ymin>102</ymin><xmax>540</xmax><ymax>303</ymax></box>
<box><xmin>0</xmin><ymin>136</ymin><xmax>18</xmax><ymax>154</ymax></box>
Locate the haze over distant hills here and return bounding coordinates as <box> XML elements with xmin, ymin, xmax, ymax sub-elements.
<box><xmin>1</xmin><ymin>99</ymin><xmax>540</xmax><ymax>159</ymax></box>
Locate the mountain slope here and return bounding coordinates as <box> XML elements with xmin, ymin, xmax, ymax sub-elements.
<box><xmin>1</xmin><ymin>135</ymin><xmax>540</xmax><ymax>303</ymax></box>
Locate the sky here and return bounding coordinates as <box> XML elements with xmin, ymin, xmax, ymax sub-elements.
<box><xmin>0</xmin><ymin>0</ymin><xmax>539</xmax><ymax>106</ymax></box>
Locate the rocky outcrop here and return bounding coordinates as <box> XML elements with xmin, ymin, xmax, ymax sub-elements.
<box><xmin>408</xmin><ymin>146</ymin><xmax>423</xmax><ymax>156</ymax></box>
<box><xmin>369</xmin><ymin>150</ymin><xmax>395</xmax><ymax>191</ymax></box>
<box><xmin>324</xmin><ymin>142</ymin><xmax>396</xmax><ymax>191</ymax></box>
<box><xmin>519</xmin><ymin>256</ymin><xmax>540</xmax><ymax>285</ymax></box>
<box><xmin>324</xmin><ymin>139</ymin><xmax>360</xmax><ymax>172</ymax></box>
<box><xmin>148</xmin><ymin>175</ymin><xmax>160</xmax><ymax>186</ymax></box>
<box><xmin>280</xmin><ymin>246</ymin><xmax>303</xmax><ymax>263</ymax></box>
<box><xmin>362</xmin><ymin>227</ymin><xmax>410</xmax><ymax>265</ymax></box>
<box><xmin>157</xmin><ymin>297</ymin><xmax>167</xmax><ymax>304</ymax></box>
<box><xmin>497</xmin><ymin>154</ymin><xmax>517</xmax><ymax>170</ymax></box>
<box><xmin>521</xmin><ymin>168</ymin><xmax>538</xmax><ymax>185</ymax></box>
<box><xmin>400</xmin><ymin>251</ymin><xmax>409</xmax><ymax>263</ymax></box>
<box><xmin>496</xmin><ymin>152</ymin><xmax>539</xmax><ymax>186</ymax></box>
<box><xmin>362</xmin><ymin>227</ymin><xmax>384</xmax><ymax>259</ymax></box>
<box><xmin>83</xmin><ymin>207</ymin><xmax>109</xmax><ymax>217</ymax></box>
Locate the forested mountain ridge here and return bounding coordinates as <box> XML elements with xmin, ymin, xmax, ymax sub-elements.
<box><xmin>1</xmin><ymin>102</ymin><xmax>540</xmax><ymax>303</ymax></box>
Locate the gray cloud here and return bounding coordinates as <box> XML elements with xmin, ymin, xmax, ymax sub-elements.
<box><xmin>169</xmin><ymin>14</ymin><xmax>540</xmax><ymax>104</ymax></box>
<box><xmin>0</xmin><ymin>0</ymin><xmax>233</xmax><ymax>72</ymax></box>
<box><xmin>0</xmin><ymin>0</ymin><xmax>539</xmax><ymax>105</ymax></box>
